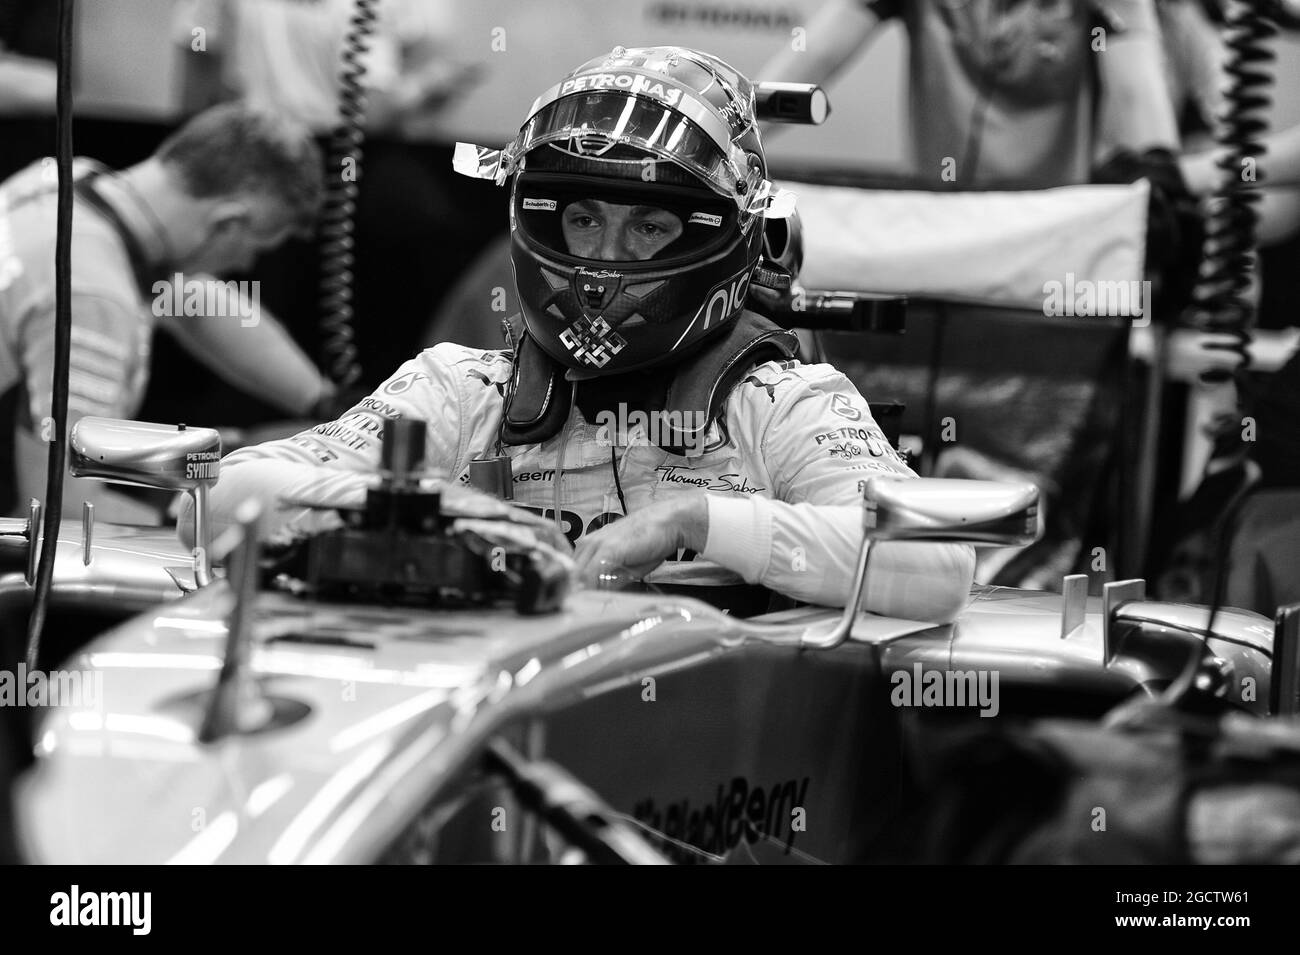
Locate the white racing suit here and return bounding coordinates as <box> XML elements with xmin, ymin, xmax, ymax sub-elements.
<box><xmin>202</xmin><ymin>342</ymin><xmax>976</xmax><ymax>622</ymax></box>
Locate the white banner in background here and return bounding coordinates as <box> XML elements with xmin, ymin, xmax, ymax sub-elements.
<box><xmin>789</xmin><ymin>179</ymin><xmax>1150</xmax><ymax>312</ymax></box>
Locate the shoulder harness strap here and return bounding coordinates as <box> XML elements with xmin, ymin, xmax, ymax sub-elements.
<box><xmin>500</xmin><ymin>312</ymin><xmax>799</xmax><ymax>453</ymax></box>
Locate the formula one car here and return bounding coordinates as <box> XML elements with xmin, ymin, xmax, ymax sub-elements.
<box><xmin>3</xmin><ymin>417</ymin><xmax>1295</xmax><ymax>865</ymax></box>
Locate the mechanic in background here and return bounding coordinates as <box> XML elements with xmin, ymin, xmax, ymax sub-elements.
<box><xmin>0</xmin><ymin>103</ymin><xmax>336</xmax><ymax>521</ymax></box>
<box><xmin>759</xmin><ymin>0</ymin><xmax>1180</xmax><ymax>189</ymax></box>
<box><xmin>198</xmin><ymin>47</ymin><xmax>975</xmax><ymax>622</ymax></box>
<box><xmin>175</xmin><ymin>0</ymin><xmax>484</xmax><ymax>379</ymax></box>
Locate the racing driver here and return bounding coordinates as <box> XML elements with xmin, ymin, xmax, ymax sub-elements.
<box><xmin>197</xmin><ymin>46</ymin><xmax>976</xmax><ymax>622</ymax></box>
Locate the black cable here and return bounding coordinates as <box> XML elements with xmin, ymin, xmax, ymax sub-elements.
<box><xmin>317</xmin><ymin>0</ymin><xmax>378</xmax><ymax>389</ymax></box>
<box><xmin>610</xmin><ymin>445</ymin><xmax>628</xmax><ymax>516</ymax></box>
<box><xmin>1178</xmin><ymin>0</ymin><xmax>1277</xmax><ymax>626</ymax></box>
<box><xmin>609</xmin><ymin>442</ymin><xmax>667</xmax><ymax>596</ymax></box>
<box><xmin>496</xmin><ymin>316</ymin><xmax>518</xmax><ymax>455</ymax></box>
<box><xmin>1204</xmin><ymin>459</ymin><xmax>1261</xmax><ymax>638</ymax></box>
<box><xmin>24</xmin><ymin>0</ymin><xmax>74</xmax><ymax>669</ymax></box>
<box><xmin>1182</xmin><ymin>0</ymin><xmax>1276</xmax><ymax>384</ymax></box>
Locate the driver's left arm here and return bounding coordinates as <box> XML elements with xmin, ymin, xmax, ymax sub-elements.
<box><xmin>699</xmin><ymin>361</ymin><xmax>975</xmax><ymax>622</ymax></box>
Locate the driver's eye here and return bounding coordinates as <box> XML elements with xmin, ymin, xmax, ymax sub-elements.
<box><xmin>567</xmin><ymin>212</ymin><xmax>600</xmax><ymax>229</ymax></box>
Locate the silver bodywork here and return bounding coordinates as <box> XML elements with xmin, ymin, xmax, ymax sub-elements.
<box><xmin>6</xmin><ymin>447</ymin><xmax>1281</xmax><ymax>864</ymax></box>
<box><xmin>13</xmin><ymin>565</ymin><xmax>1275</xmax><ymax>864</ymax></box>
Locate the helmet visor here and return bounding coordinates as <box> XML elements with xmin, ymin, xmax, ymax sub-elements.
<box><xmin>515</xmin><ymin>91</ymin><xmax>746</xmax><ymax>200</ymax></box>
<box><xmin>514</xmin><ymin>172</ymin><xmax>739</xmax><ymax>266</ymax></box>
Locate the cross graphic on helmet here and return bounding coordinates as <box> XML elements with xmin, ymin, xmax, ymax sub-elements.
<box><xmin>559</xmin><ymin>315</ymin><xmax>628</xmax><ymax>367</ymax></box>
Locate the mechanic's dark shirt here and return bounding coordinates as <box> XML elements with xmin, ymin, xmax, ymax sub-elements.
<box><xmin>863</xmin><ymin>0</ymin><xmax>1162</xmax><ymax>188</ymax></box>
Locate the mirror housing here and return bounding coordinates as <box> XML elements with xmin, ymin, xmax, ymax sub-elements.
<box><xmin>795</xmin><ymin>477</ymin><xmax>1041</xmax><ymax>651</ymax></box>
<box><xmin>862</xmin><ymin>477</ymin><xmax>1041</xmax><ymax>546</ymax></box>
<box><xmin>69</xmin><ymin>417</ymin><xmax>221</xmax><ymax>490</ymax></box>
<box><xmin>69</xmin><ymin>417</ymin><xmax>221</xmax><ymax>586</ymax></box>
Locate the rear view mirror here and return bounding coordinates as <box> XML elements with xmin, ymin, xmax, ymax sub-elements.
<box><xmin>862</xmin><ymin>477</ymin><xmax>1041</xmax><ymax>546</ymax></box>
<box><xmin>69</xmin><ymin>417</ymin><xmax>221</xmax><ymax>585</ymax></box>
<box><xmin>69</xmin><ymin>417</ymin><xmax>221</xmax><ymax>489</ymax></box>
<box><xmin>795</xmin><ymin>477</ymin><xmax>1042</xmax><ymax>650</ymax></box>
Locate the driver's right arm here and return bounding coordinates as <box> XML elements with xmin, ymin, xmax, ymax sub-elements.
<box><xmin>191</xmin><ymin>344</ymin><xmax>490</xmax><ymax>542</ymax></box>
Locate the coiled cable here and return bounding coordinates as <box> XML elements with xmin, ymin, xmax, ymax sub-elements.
<box><xmin>1181</xmin><ymin>0</ymin><xmax>1278</xmax><ymax>384</ymax></box>
<box><xmin>1172</xmin><ymin>0</ymin><xmax>1279</xmax><ymax>627</ymax></box>
<box><xmin>317</xmin><ymin>0</ymin><xmax>379</xmax><ymax>389</ymax></box>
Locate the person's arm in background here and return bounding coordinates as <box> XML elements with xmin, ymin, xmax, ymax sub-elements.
<box><xmin>759</xmin><ymin>0</ymin><xmax>887</xmax><ymax>86</ymax></box>
<box><xmin>0</xmin><ymin>44</ymin><xmax>55</xmax><ymax>115</ymax></box>
<box><xmin>1182</xmin><ymin>124</ymin><xmax>1300</xmax><ymax>193</ymax></box>
<box><xmin>756</xmin><ymin>0</ymin><xmax>889</xmax><ymax>138</ymax></box>
<box><xmin>357</xmin><ymin>0</ymin><xmax>481</xmax><ymax>136</ymax></box>
<box><xmin>171</xmin><ymin>0</ymin><xmax>239</xmax><ymax>111</ymax></box>
<box><xmin>157</xmin><ymin>276</ymin><xmax>333</xmax><ymax>417</ymax></box>
<box><xmin>1255</xmin><ymin>186</ymin><xmax>1300</xmax><ymax>247</ymax></box>
<box><xmin>1093</xmin><ymin>0</ymin><xmax>1181</xmax><ymax>158</ymax></box>
<box><xmin>1180</xmin><ymin>172</ymin><xmax>1300</xmax><ymax>249</ymax></box>
<box><xmin>366</xmin><ymin>62</ymin><xmax>482</xmax><ymax>135</ymax></box>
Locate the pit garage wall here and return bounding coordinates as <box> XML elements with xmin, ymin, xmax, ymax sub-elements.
<box><xmin>74</xmin><ymin>0</ymin><xmax>910</xmax><ymax>171</ymax></box>
<box><xmin>400</xmin><ymin>0</ymin><xmax>909</xmax><ymax>174</ymax></box>
<box><xmin>72</xmin><ymin>0</ymin><xmax>1300</xmax><ymax>173</ymax></box>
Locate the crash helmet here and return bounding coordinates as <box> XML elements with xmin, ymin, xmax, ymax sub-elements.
<box><xmin>454</xmin><ymin>46</ymin><xmax>796</xmax><ymax>376</ymax></box>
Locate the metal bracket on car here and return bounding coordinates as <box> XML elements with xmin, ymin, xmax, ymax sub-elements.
<box><xmin>1102</xmin><ymin>579</ymin><xmax>1146</xmax><ymax>665</ymax></box>
<box><xmin>0</xmin><ymin>500</ymin><xmax>42</xmax><ymax>585</ymax></box>
<box><xmin>81</xmin><ymin>501</ymin><xmax>93</xmax><ymax>566</ymax></box>
<box><xmin>1272</xmin><ymin>602</ymin><xmax>1300</xmax><ymax>715</ymax></box>
<box><xmin>1060</xmin><ymin>574</ymin><xmax>1087</xmax><ymax>639</ymax></box>
<box><xmin>25</xmin><ymin>499</ymin><xmax>41</xmax><ymax>585</ymax></box>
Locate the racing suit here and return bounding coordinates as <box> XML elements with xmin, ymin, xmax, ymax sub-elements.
<box><xmin>204</xmin><ymin>340</ymin><xmax>976</xmax><ymax>622</ymax></box>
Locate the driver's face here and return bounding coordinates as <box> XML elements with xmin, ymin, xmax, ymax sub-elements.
<box><xmin>561</xmin><ymin>199</ymin><xmax>684</xmax><ymax>261</ymax></box>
